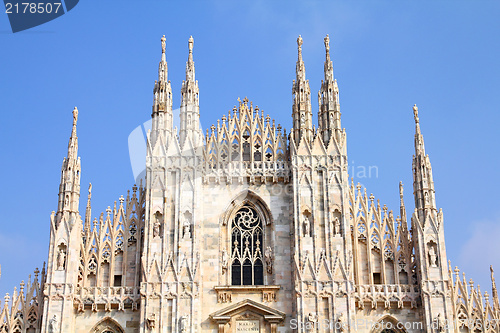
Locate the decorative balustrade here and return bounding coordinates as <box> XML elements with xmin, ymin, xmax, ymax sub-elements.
<box><xmin>73</xmin><ymin>286</ymin><xmax>141</xmax><ymax>312</ymax></box>
<box><xmin>203</xmin><ymin>160</ymin><xmax>290</xmax><ymax>184</ymax></box>
<box><xmin>354</xmin><ymin>284</ymin><xmax>419</xmax><ymax>309</ymax></box>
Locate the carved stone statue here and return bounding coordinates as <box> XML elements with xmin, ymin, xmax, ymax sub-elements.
<box><xmin>153</xmin><ymin>220</ymin><xmax>160</xmax><ymax>238</ymax></box>
<box><xmin>333</xmin><ymin>217</ymin><xmax>340</xmax><ymax>235</ymax></box>
<box><xmin>303</xmin><ymin>216</ymin><xmax>310</xmax><ymax>237</ymax></box>
<box><xmin>183</xmin><ymin>218</ymin><xmax>191</xmax><ymax>239</ymax></box>
<box><xmin>435</xmin><ymin>313</ymin><xmax>446</xmax><ymax>332</ymax></box>
<box><xmin>73</xmin><ymin>107</ymin><xmax>78</xmax><ymax>126</ymax></box>
<box><xmin>48</xmin><ymin>315</ymin><xmax>58</xmax><ymax>333</ymax></box>
<box><xmin>221</xmin><ymin>250</ymin><xmax>228</xmax><ymax>274</ymax></box>
<box><xmin>146</xmin><ymin>313</ymin><xmax>156</xmax><ymax>329</ymax></box>
<box><xmin>180</xmin><ymin>315</ymin><xmax>188</xmax><ymax>333</ymax></box>
<box><xmin>429</xmin><ymin>245</ymin><xmax>437</xmax><ymax>267</ymax></box>
<box><xmin>306</xmin><ymin>312</ymin><xmax>317</xmax><ymax>331</ymax></box>
<box><xmin>300</xmin><ymin>113</ymin><xmax>306</xmax><ymax>127</ymax></box>
<box><xmin>336</xmin><ymin>313</ymin><xmax>345</xmax><ymax>332</ymax></box>
<box><xmin>56</xmin><ymin>248</ymin><xmax>66</xmax><ymax>271</ymax></box>
<box><xmin>265</xmin><ymin>246</ymin><xmax>273</xmax><ymax>274</ymax></box>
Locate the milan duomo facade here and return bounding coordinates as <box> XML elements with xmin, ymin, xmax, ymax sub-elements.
<box><xmin>1</xmin><ymin>35</ymin><xmax>499</xmax><ymax>333</ymax></box>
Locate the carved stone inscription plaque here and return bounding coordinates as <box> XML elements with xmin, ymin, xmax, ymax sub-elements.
<box><xmin>236</xmin><ymin>320</ymin><xmax>260</xmax><ymax>332</ymax></box>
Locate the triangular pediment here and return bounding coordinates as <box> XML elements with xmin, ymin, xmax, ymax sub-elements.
<box><xmin>209</xmin><ymin>299</ymin><xmax>285</xmax><ymax>322</ymax></box>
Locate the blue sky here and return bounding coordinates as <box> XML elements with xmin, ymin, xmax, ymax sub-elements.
<box><xmin>0</xmin><ymin>1</ymin><xmax>499</xmax><ymax>298</ymax></box>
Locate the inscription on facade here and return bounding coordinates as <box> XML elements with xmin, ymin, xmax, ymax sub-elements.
<box><xmin>236</xmin><ymin>320</ymin><xmax>260</xmax><ymax>332</ymax></box>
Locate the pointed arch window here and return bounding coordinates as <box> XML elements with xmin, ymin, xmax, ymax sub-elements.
<box><xmin>231</xmin><ymin>205</ymin><xmax>264</xmax><ymax>285</ymax></box>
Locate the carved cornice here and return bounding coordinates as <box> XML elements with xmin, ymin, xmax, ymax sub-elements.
<box><xmin>214</xmin><ymin>285</ymin><xmax>281</xmax><ymax>303</ymax></box>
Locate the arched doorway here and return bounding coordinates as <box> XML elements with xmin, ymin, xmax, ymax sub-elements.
<box><xmin>371</xmin><ymin>315</ymin><xmax>407</xmax><ymax>333</ymax></box>
<box><xmin>89</xmin><ymin>317</ymin><xmax>124</xmax><ymax>333</ymax></box>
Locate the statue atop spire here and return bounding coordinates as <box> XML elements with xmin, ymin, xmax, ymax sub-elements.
<box><xmin>161</xmin><ymin>35</ymin><xmax>166</xmax><ymax>54</ymax></box>
<box><xmin>413</xmin><ymin>104</ymin><xmax>419</xmax><ymax>124</ymax></box>
<box><xmin>188</xmin><ymin>35</ymin><xmax>194</xmax><ymax>54</ymax></box>
<box><xmin>297</xmin><ymin>35</ymin><xmax>303</xmax><ymax>62</ymax></box>
<box><xmin>72</xmin><ymin>107</ymin><xmax>78</xmax><ymax>127</ymax></box>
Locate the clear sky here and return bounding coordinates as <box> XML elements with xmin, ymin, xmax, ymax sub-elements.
<box><xmin>1</xmin><ymin>1</ymin><xmax>499</xmax><ymax>298</ymax></box>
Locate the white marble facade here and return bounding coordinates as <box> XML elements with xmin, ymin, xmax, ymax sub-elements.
<box><xmin>1</xmin><ymin>35</ymin><xmax>499</xmax><ymax>333</ymax></box>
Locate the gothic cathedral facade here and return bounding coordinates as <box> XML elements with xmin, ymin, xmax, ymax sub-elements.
<box><xmin>1</xmin><ymin>35</ymin><xmax>499</xmax><ymax>333</ymax></box>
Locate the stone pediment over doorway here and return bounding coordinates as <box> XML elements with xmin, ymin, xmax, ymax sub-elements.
<box><xmin>209</xmin><ymin>299</ymin><xmax>285</xmax><ymax>333</ymax></box>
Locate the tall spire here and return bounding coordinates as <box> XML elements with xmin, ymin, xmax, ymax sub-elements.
<box><xmin>399</xmin><ymin>181</ymin><xmax>407</xmax><ymax>224</ymax></box>
<box><xmin>412</xmin><ymin>104</ymin><xmax>437</xmax><ymax>220</ymax></box>
<box><xmin>491</xmin><ymin>266</ymin><xmax>500</xmax><ymax>313</ymax></box>
<box><xmin>68</xmin><ymin>107</ymin><xmax>78</xmax><ymax>160</ymax></box>
<box><xmin>318</xmin><ymin>34</ymin><xmax>341</xmax><ymax>146</ymax></box>
<box><xmin>179</xmin><ymin>35</ymin><xmax>202</xmax><ymax>147</ymax></box>
<box><xmin>84</xmin><ymin>183</ymin><xmax>92</xmax><ymax>240</ymax></box>
<box><xmin>152</xmin><ymin>35</ymin><xmax>173</xmax><ymax>142</ymax></box>
<box><xmin>292</xmin><ymin>35</ymin><xmax>312</xmax><ymax>146</ymax></box>
<box><xmin>186</xmin><ymin>35</ymin><xmax>195</xmax><ymax>81</ymax></box>
<box><xmin>324</xmin><ymin>34</ymin><xmax>333</xmax><ymax>82</ymax></box>
<box><xmin>56</xmin><ymin>107</ymin><xmax>82</xmax><ymax>223</ymax></box>
<box><xmin>296</xmin><ymin>35</ymin><xmax>305</xmax><ymax>81</ymax></box>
